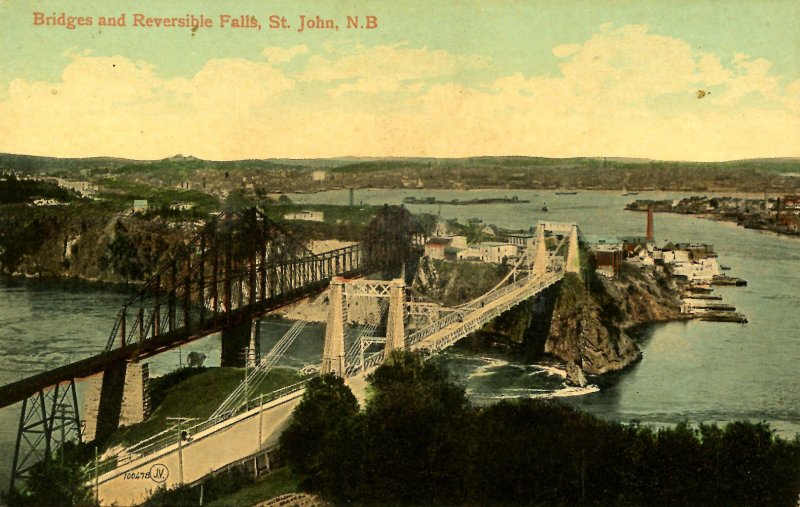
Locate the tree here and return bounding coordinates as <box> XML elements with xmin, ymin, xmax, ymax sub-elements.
<box><xmin>280</xmin><ymin>374</ymin><xmax>359</xmax><ymax>482</ymax></box>
<box><xmin>105</xmin><ymin>220</ymin><xmax>144</xmax><ymax>283</ymax></box>
<box><xmin>282</xmin><ymin>352</ymin><xmax>800</xmax><ymax>507</ymax></box>
<box><xmin>333</xmin><ymin>351</ymin><xmax>475</xmax><ymax>505</ymax></box>
<box><xmin>3</xmin><ymin>442</ymin><xmax>97</xmax><ymax>507</ymax></box>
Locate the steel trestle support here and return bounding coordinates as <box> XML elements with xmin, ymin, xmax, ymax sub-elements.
<box><xmin>9</xmin><ymin>379</ymin><xmax>82</xmax><ymax>493</ymax></box>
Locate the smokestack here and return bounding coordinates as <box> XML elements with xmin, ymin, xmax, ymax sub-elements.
<box><xmin>646</xmin><ymin>204</ymin><xmax>654</xmax><ymax>242</ymax></box>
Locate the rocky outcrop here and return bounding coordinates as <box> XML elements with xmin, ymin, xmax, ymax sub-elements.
<box><xmin>545</xmin><ymin>273</ymin><xmax>640</xmax><ymax>374</ymax></box>
<box><xmin>565</xmin><ymin>361</ymin><xmax>587</xmax><ymax>387</ymax></box>
<box><xmin>411</xmin><ymin>257</ymin><xmax>511</xmax><ymax>308</ymax></box>
<box><xmin>0</xmin><ymin>205</ymin><xmax>191</xmax><ymax>283</ymax></box>
<box><xmin>603</xmin><ymin>262</ymin><xmax>684</xmax><ymax>325</ymax></box>
<box><xmin>544</xmin><ymin>263</ymin><xmax>684</xmax><ymax>375</ymax></box>
<box><xmin>409</xmin><ymin>255</ymin><xmax>686</xmax><ymax>377</ymax></box>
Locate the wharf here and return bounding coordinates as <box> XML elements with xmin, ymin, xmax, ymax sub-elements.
<box><xmin>712</xmin><ymin>275</ymin><xmax>748</xmax><ymax>286</ymax></box>
<box><xmin>698</xmin><ymin>311</ymin><xmax>748</xmax><ymax>323</ymax></box>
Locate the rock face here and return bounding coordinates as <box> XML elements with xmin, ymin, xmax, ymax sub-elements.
<box><xmin>409</xmin><ymin>256</ymin><xmax>685</xmax><ymax>376</ymax></box>
<box><xmin>545</xmin><ymin>274</ymin><xmax>640</xmax><ymax>374</ymax></box>
<box><xmin>565</xmin><ymin>361</ymin><xmax>588</xmax><ymax>387</ymax></box>
<box><xmin>544</xmin><ymin>264</ymin><xmax>684</xmax><ymax>375</ymax></box>
<box><xmin>411</xmin><ymin>257</ymin><xmax>511</xmax><ymax>308</ymax></box>
<box><xmin>0</xmin><ymin>207</ymin><xmax>190</xmax><ymax>282</ymax></box>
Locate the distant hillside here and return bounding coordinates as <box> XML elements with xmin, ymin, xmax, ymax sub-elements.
<box><xmin>2</xmin><ymin>153</ymin><xmax>798</xmax><ymax>192</ymax></box>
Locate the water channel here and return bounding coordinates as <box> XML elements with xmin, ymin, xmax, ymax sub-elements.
<box><xmin>1</xmin><ymin>189</ymin><xmax>797</xmax><ymax>486</ymax></box>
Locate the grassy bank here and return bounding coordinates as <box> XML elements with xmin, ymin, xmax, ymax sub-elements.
<box><xmin>102</xmin><ymin>367</ymin><xmax>305</xmax><ymax>450</ymax></box>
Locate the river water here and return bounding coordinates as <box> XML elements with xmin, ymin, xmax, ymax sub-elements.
<box><xmin>1</xmin><ymin>189</ymin><xmax>798</xmax><ymax>486</ymax></box>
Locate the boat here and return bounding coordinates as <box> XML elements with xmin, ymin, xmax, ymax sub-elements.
<box><xmin>622</xmin><ymin>191</ymin><xmax>639</xmax><ymax>196</ymax></box>
<box><xmin>555</xmin><ymin>191</ymin><xmax>578</xmax><ymax>195</ymax></box>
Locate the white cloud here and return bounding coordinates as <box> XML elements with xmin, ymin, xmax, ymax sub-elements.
<box><xmin>0</xmin><ymin>54</ymin><xmax>295</xmax><ymax>158</ymax></box>
<box><xmin>292</xmin><ymin>43</ymin><xmax>489</xmax><ymax>98</ymax></box>
<box><xmin>785</xmin><ymin>79</ymin><xmax>800</xmax><ymax>113</ymax></box>
<box><xmin>551</xmin><ymin>44</ymin><xmax>580</xmax><ymax>58</ymax></box>
<box><xmin>166</xmin><ymin>58</ymin><xmax>294</xmax><ymax>111</ymax></box>
<box><xmin>551</xmin><ymin>24</ymin><xmax>733</xmax><ymax>103</ymax></box>
<box><xmin>715</xmin><ymin>54</ymin><xmax>781</xmax><ymax>104</ymax></box>
<box><xmin>298</xmin><ymin>43</ymin><xmax>489</xmax><ymax>85</ymax></box>
<box><xmin>262</xmin><ymin>45</ymin><xmax>309</xmax><ymax>65</ymax></box>
<box><xmin>0</xmin><ymin>27</ymin><xmax>797</xmax><ymax>161</ymax></box>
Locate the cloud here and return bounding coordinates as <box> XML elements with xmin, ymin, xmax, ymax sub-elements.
<box><xmin>297</xmin><ymin>43</ymin><xmax>489</xmax><ymax>96</ymax></box>
<box><xmin>299</xmin><ymin>43</ymin><xmax>488</xmax><ymax>82</ymax></box>
<box><xmin>715</xmin><ymin>53</ymin><xmax>781</xmax><ymax>105</ymax></box>
<box><xmin>262</xmin><ymin>45</ymin><xmax>309</xmax><ymax>65</ymax></box>
<box><xmin>0</xmin><ymin>27</ymin><xmax>797</xmax><ymax>161</ymax></box>
<box><xmin>785</xmin><ymin>79</ymin><xmax>800</xmax><ymax>114</ymax></box>
<box><xmin>166</xmin><ymin>58</ymin><xmax>294</xmax><ymax>111</ymax></box>
<box><xmin>551</xmin><ymin>43</ymin><xmax>580</xmax><ymax>58</ymax></box>
<box><xmin>552</xmin><ymin>24</ymin><xmax>733</xmax><ymax>103</ymax></box>
<box><xmin>0</xmin><ymin>54</ymin><xmax>295</xmax><ymax>158</ymax></box>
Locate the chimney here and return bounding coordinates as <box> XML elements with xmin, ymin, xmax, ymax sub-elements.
<box><xmin>646</xmin><ymin>204</ymin><xmax>654</xmax><ymax>242</ymax></box>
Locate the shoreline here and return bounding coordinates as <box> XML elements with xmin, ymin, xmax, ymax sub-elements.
<box><xmin>292</xmin><ymin>186</ymin><xmax>789</xmax><ymax>197</ymax></box>
<box><xmin>0</xmin><ymin>273</ymin><xmax>135</xmax><ymax>293</ymax></box>
<box><xmin>626</xmin><ymin>208</ymin><xmax>800</xmax><ymax>240</ymax></box>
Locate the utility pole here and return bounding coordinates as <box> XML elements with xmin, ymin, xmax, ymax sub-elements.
<box><xmin>166</xmin><ymin>416</ymin><xmax>197</xmax><ymax>485</ymax></box>
<box><xmin>94</xmin><ymin>446</ymin><xmax>99</xmax><ymax>504</ymax></box>
<box><xmin>258</xmin><ymin>393</ymin><xmax>264</xmax><ymax>452</ymax></box>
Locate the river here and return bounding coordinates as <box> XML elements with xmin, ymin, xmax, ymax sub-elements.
<box><xmin>1</xmin><ymin>189</ymin><xmax>798</xmax><ymax>487</ymax></box>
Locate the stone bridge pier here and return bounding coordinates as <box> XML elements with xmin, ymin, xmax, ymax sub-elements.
<box><xmin>83</xmin><ymin>361</ymin><xmax>151</xmax><ymax>443</ymax></box>
<box><xmin>221</xmin><ymin>319</ymin><xmax>261</xmax><ymax>367</ymax></box>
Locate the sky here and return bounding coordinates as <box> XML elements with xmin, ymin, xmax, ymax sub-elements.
<box><xmin>0</xmin><ymin>0</ymin><xmax>798</xmax><ymax>161</ymax></box>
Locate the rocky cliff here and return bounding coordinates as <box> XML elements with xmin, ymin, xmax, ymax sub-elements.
<box><xmin>0</xmin><ymin>205</ymin><xmax>190</xmax><ymax>283</ymax></box>
<box><xmin>411</xmin><ymin>256</ymin><xmax>685</xmax><ymax>376</ymax></box>
<box><xmin>411</xmin><ymin>257</ymin><xmax>511</xmax><ymax>308</ymax></box>
<box><xmin>544</xmin><ymin>263</ymin><xmax>684</xmax><ymax>374</ymax></box>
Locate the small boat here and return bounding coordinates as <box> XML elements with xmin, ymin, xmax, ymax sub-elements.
<box><xmin>555</xmin><ymin>191</ymin><xmax>578</xmax><ymax>195</ymax></box>
<box><xmin>541</xmin><ymin>203</ymin><xmax>549</xmax><ymax>212</ymax></box>
<box><xmin>622</xmin><ymin>191</ymin><xmax>639</xmax><ymax>196</ymax></box>
<box><xmin>720</xmin><ymin>265</ymin><xmax>731</xmax><ymax>271</ymax></box>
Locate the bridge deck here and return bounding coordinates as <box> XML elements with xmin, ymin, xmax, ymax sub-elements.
<box><xmin>411</xmin><ymin>271</ymin><xmax>563</xmax><ymax>353</ymax></box>
<box><xmin>0</xmin><ymin>280</ymin><xmax>334</xmax><ymax>409</ymax></box>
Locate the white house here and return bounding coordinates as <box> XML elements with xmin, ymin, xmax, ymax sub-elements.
<box><xmin>478</xmin><ymin>242</ymin><xmax>518</xmax><ymax>263</ymax></box>
<box><xmin>506</xmin><ymin>234</ymin><xmax>536</xmax><ymax>249</ymax></box>
<box><xmin>283</xmin><ymin>210</ymin><xmax>324</xmax><ymax>222</ymax></box>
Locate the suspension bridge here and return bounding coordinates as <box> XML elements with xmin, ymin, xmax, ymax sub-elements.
<box><xmin>0</xmin><ymin>205</ymin><xmax>582</xmax><ymax>505</ymax></box>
